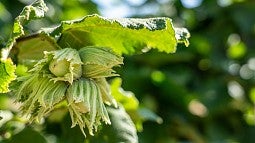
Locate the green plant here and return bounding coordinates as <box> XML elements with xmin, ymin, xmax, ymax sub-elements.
<box><xmin>0</xmin><ymin>0</ymin><xmax>189</xmax><ymax>142</ymax></box>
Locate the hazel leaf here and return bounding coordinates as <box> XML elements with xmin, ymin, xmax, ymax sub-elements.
<box><xmin>48</xmin><ymin>14</ymin><xmax>189</xmax><ymax>55</ymax></box>
<box><xmin>0</xmin><ymin>59</ymin><xmax>16</xmax><ymax>93</ymax></box>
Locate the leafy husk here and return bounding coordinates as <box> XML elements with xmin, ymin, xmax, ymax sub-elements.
<box><xmin>16</xmin><ymin>74</ymin><xmax>67</xmax><ymax>122</ymax></box>
<box><xmin>79</xmin><ymin>46</ymin><xmax>123</xmax><ymax>78</ymax></box>
<box><xmin>67</xmin><ymin>78</ymin><xmax>111</xmax><ymax>136</ymax></box>
<box><xmin>31</xmin><ymin>48</ymin><xmax>83</xmax><ymax>84</ymax></box>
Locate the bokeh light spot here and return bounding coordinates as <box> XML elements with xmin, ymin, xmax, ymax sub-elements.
<box><xmin>228</xmin><ymin>63</ymin><xmax>240</xmax><ymax>75</ymax></box>
<box><xmin>228</xmin><ymin>81</ymin><xmax>244</xmax><ymax>100</ymax></box>
<box><xmin>125</xmin><ymin>0</ymin><xmax>146</xmax><ymax>6</ymax></box>
<box><xmin>217</xmin><ymin>0</ymin><xmax>233</xmax><ymax>7</ymax></box>
<box><xmin>227</xmin><ymin>33</ymin><xmax>246</xmax><ymax>59</ymax></box>
<box><xmin>180</xmin><ymin>0</ymin><xmax>203</xmax><ymax>8</ymax></box>
<box><xmin>248</xmin><ymin>58</ymin><xmax>255</xmax><ymax>71</ymax></box>
<box><xmin>188</xmin><ymin>99</ymin><xmax>208</xmax><ymax>117</ymax></box>
<box><xmin>227</xmin><ymin>42</ymin><xmax>246</xmax><ymax>59</ymax></box>
<box><xmin>151</xmin><ymin>70</ymin><xmax>166</xmax><ymax>83</ymax></box>
<box><xmin>244</xmin><ymin>107</ymin><xmax>255</xmax><ymax>125</ymax></box>
<box><xmin>227</xmin><ymin>33</ymin><xmax>240</xmax><ymax>45</ymax></box>
<box><xmin>240</xmin><ymin>64</ymin><xmax>254</xmax><ymax>80</ymax></box>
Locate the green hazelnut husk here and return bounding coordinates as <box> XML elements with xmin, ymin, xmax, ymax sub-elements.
<box><xmin>79</xmin><ymin>46</ymin><xmax>123</xmax><ymax>78</ymax></box>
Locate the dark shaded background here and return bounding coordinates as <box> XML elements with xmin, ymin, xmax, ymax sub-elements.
<box><xmin>1</xmin><ymin>0</ymin><xmax>255</xmax><ymax>142</ymax></box>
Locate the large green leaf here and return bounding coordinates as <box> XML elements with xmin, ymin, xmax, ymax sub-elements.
<box><xmin>49</xmin><ymin>14</ymin><xmax>189</xmax><ymax>55</ymax></box>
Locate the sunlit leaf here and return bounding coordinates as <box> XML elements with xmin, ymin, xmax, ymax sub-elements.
<box><xmin>48</xmin><ymin>14</ymin><xmax>189</xmax><ymax>55</ymax></box>
<box><xmin>110</xmin><ymin>78</ymin><xmax>139</xmax><ymax>110</ymax></box>
<box><xmin>0</xmin><ymin>59</ymin><xmax>16</xmax><ymax>93</ymax></box>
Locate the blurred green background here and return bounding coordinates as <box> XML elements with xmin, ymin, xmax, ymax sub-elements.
<box><xmin>1</xmin><ymin>0</ymin><xmax>255</xmax><ymax>142</ymax></box>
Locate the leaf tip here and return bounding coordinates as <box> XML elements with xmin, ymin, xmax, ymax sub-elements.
<box><xmin>175</xmin><ymin>27</ymin><xmax>191</xmax><ymax>47</ymax></box>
